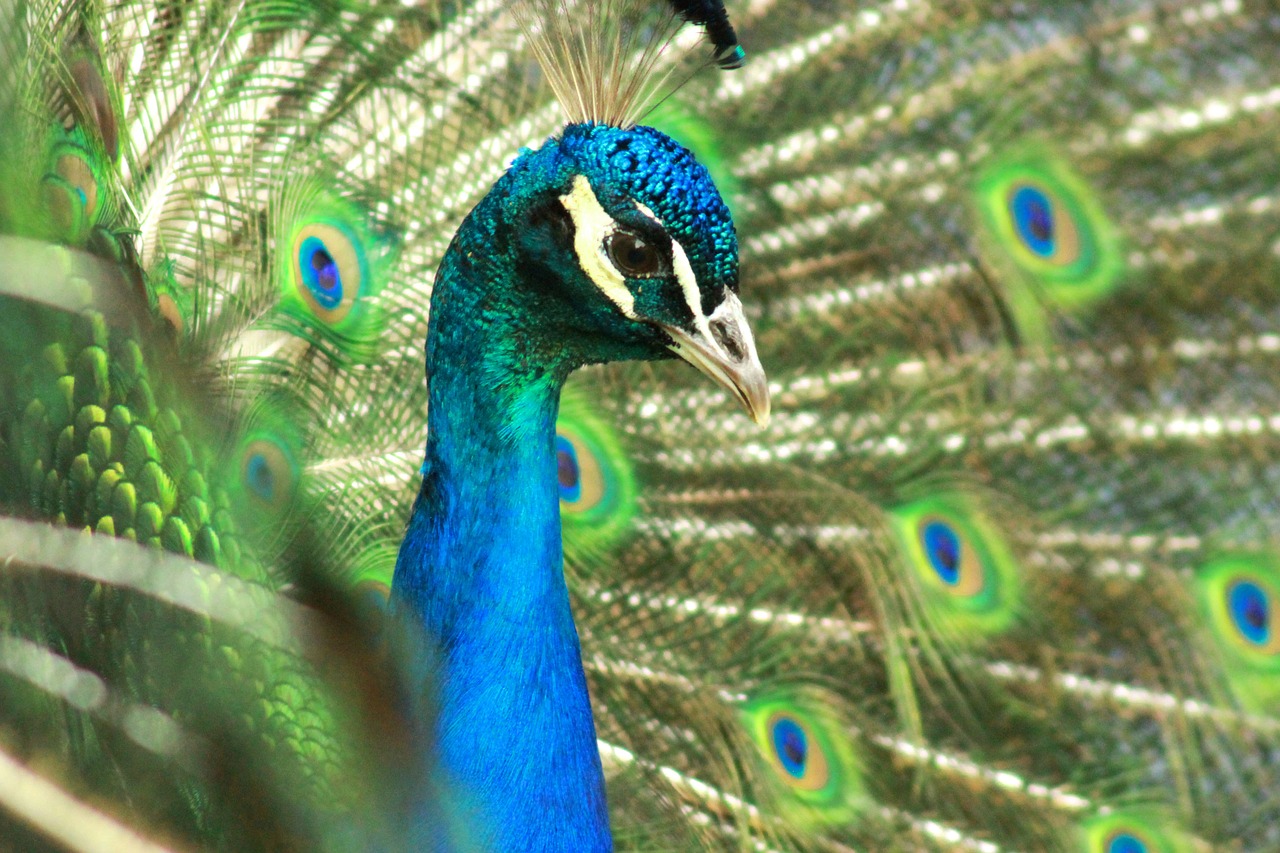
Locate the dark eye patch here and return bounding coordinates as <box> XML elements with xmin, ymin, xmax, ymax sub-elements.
<box><xmin>530</xmin><ymin>199</ymin><xmax>575</xmax><ymax>248</ymax></box>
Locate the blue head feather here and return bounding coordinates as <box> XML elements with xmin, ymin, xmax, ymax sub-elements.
<box><xmin>556</xmin><ymin>123</ymin><xmax>738</xmax><ymax>295</ymax></box>
<box><xmin>437</xmin><ymin>122</ymin><xmax>740</xmax><ymax>376</ymax></box>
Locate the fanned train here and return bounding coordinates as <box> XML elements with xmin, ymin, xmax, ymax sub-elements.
<box><xmin>1</xmin><ymin>1</ymin><xmax>1279</xmax><ymax>851</ymax></box>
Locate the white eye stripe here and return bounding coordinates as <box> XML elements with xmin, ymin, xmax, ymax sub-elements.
<box><xmin>634</xmin><ymin>203</ymin><xmax>712</xmax><ymax>340</ymax></box>
<box><xmin>559</xmin><ymin>175</ymin><xmax>637</xmax><ymax>318</ymax></box>
<box><xmin>634</xmin><ymin>201</ymin><xmax>662</xmax><ymax>228</ymax></box>
<box><xmin>669</xmin><ymin>238</ymin><xmax>714</xmax><ymax>342</ymax></box>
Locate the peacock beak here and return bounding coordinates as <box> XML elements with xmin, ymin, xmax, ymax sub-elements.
<box><xmin>659</xmin><ymin>291</ymin><xmax>771</xmax><ymax>426</ymax></box>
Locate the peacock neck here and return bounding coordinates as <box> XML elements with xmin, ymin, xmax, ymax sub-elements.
<box><xmin>393</xmin><ymin>202</ymin><xmax>611</xmax><ymax>852</ymax></box>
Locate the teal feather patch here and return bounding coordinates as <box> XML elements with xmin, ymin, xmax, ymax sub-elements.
<box><xmin>646</xmin><ymin>101</ymin><xmax>742</xmax><ymax>217</ymax></box>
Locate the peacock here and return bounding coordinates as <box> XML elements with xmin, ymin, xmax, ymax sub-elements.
<box><xmin>1</xmin><ymin>0</ymin><xmax>1279</xmax><ymax>851</ymax></box>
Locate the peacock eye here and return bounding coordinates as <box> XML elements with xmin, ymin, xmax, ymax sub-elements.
<box><xmin>605</xmin><ymin>230</ymin><xmax>662</xmax><ymax>277</ymax></box>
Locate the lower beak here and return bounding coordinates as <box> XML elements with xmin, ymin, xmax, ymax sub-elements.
<box><xmin>659</xmin><ymin>291</ymin><xmax>770</xmax><ymax>426</ymax></box>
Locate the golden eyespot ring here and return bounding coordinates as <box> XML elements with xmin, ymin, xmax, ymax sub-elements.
<box><xmin>1006</xmin><ymin>181</ymin><xmax>1082</xmax><ymax>268</ymax></box>
<box><xmin>764</xmin><ymin>711</ymin><xmax>831</xmax><ymax>792</ymax></box>
<box><xmin>292</xmin><ymin>222</ymin><xmax>364</xmax><ymax>324</ymax></box>
<box><xmin>240</xmin><ymin>439</ymin><xmax>297</xmax><ymax>512</ymax></box>
<box><xmin>918</xmin><ymin>515</ymin><xmax>986</xmax><ymax>597</ymax></box>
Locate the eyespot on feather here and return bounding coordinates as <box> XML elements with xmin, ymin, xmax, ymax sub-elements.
<box><xmin>54</xmin><ymin>149</ymin><xmax>99</xmax><ymax>221</ymax></box>
<box><xmin>973</xmin><ymin>147</ymin><xmax>1124</xmax><ymax>343</ymax></box>
<box><xmin>293</xmin><ymin>226</ymin><xmax>362</xmax><ymax>324</ymax></box>
<box><xmin>239</xmin><ymin>438</ymin><xmax>297</xmax><ymax>513</ymax></box>
<box><xmin>42</xmin><ymin>141</ymin><xmax>103</xmax><ymax>243</ymax></box>
<box><xmin>555</xmin><ymin>435</ymin><xmax>585</xmax><ymax>504</ymax></box>
<box><xmin>147</xmin><ymin>259</ymin><xmax>190</xmax><ymax>337</ymax></box>
<box><xmin>1077</xmin><ymin>810</ymin><xmax>1194</xmax><ymax>853</ymax></box>
<box><xmin>888</xmin><ymin>493</ymin><xmax>1022</xmax><ymax>639</ymax></box>
<box><xmin>1194</xmin><ymin>554</ymin><xmax>1280</xmax><ymax>712</ymax></box>
<box><xmin>765</xmin><ymin>712</ymin><xmax>831</xmax><ymax>791</ymax></box>
<box><xmin>227</xmin><ymin>406</ymin><xmax>303</xmax><ymax>521</ymax></box>
<box><xmin>739</xmin><ymin>692</ymin><xmax>865</xmax><ymax>827</ymax></box>
<box><xmin>1007</xmin><ymin>183</ymin><xmax>1083</xmax><ymax>264</ymax></box>
<box><xmin>556</xmin><ymin>387</ymin><xmax>636</xmax><ymax>560</ymax></box>
<box><xmin>276</xmin><ymin>187</ymin><xmax>396</xmax><ymax>358</ymax></box>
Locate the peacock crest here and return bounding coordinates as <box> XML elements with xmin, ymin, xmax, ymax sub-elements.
<box><xmin>513</xmin><ymin>0</ymin><xmax>743</xmax><ymax>128</ymax></box>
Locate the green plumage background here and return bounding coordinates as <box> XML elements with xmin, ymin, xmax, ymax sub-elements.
<box><xmin>2</xmin><ymin>0</ymin><xmax>1279</xmax><ymax>850</ymax></box>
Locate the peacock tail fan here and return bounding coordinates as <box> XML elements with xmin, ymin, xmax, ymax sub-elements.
<box><xmin>1</xmin><ymin>0</ymin><xmax>1280</xmax><ymax>850</ymax></box>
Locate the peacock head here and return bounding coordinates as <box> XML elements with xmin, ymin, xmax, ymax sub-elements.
<box><xmin>463</xmin><ymin>122</ymin><xmax>769</xmax><ymax>425</ymax></box>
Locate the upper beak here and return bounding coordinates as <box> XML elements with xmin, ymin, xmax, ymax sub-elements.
<box><xmin>659</xmin><ymin>291</ymin><xmax>771</xmax><ymax>426</ymax></box>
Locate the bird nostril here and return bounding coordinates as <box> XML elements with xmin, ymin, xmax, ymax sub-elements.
<box><xmin>710</xmin><ymin>317</ymin><xmax>745</xmax><ymax>361</ymax></box>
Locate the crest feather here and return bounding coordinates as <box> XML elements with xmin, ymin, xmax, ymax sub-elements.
<box><xmin>513</xmin><ymin>0</ymin><xmax>738</xmax><ymax>128</ymax></box>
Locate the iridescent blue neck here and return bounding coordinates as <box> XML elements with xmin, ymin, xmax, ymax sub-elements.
<box><xmin>392</xmin><ymin>162</ymin><xmax>611</xmax><ymax>852</ymax></box>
